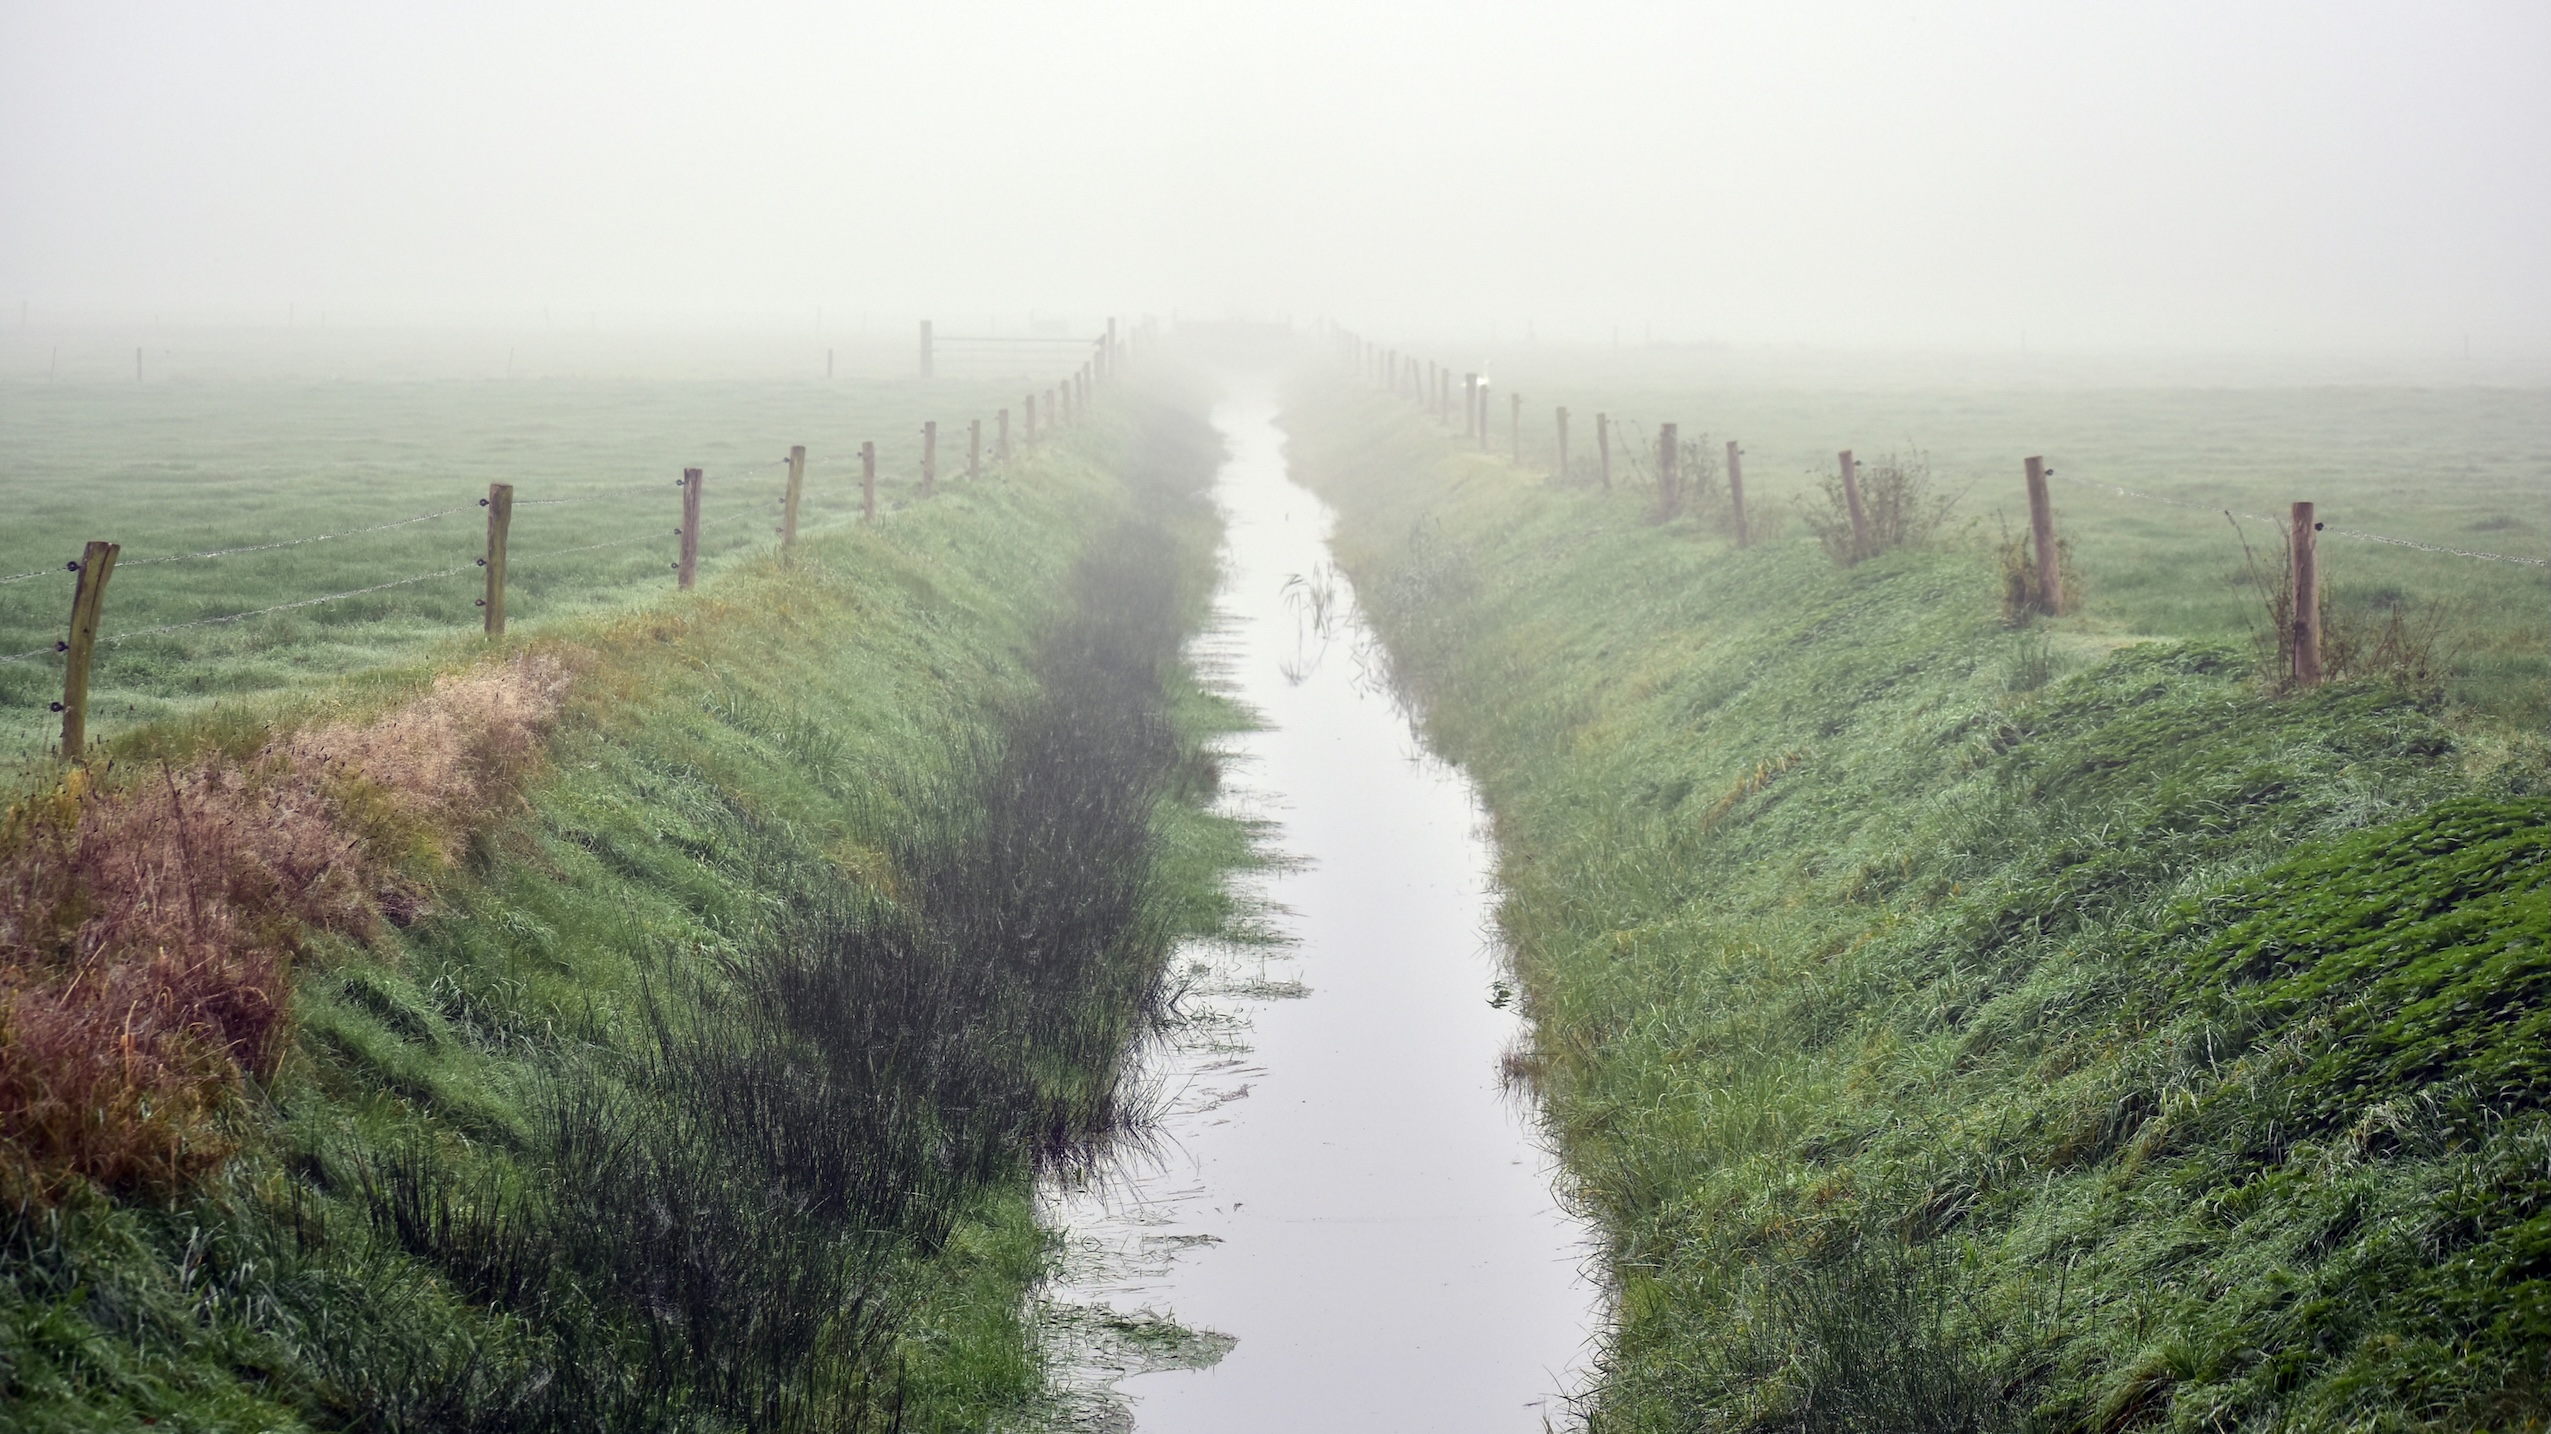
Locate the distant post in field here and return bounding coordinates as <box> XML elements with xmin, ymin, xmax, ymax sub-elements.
<box><xmin>1510</xmin><ymin>392</ymin><xmax>1522</xmax><ymax>461</ymax></box>
<box><xmin>483</xmin><ymin>482</ymin><xmax>513</xmax><ymax>632</ymax></box>
<box><xmin>861</xmin><ymin>442</ymin><xmax>877</xmax><ymax>521</ymax></box>
<box><xmin>1659</xmin><ymin>424</ymin><xmax>1681</xmax><ymax>516</ymax></box>
<box><xmin>1596</xmin><ymin>413</ymin><xmax>1612</xmax><ymax>490</ymax></box>
<box><xmin>918</xmin><ymin>320</ymin><xmax>934</xmax><ymax>378</ymax></box>
<box><xmin>1726</xmin><ymin>441</ymin><xmax>1749</xmax><ymax>548</ymax></box>
<box><xmin>1839</xmin><ymin>450</ymin><xmax>1870</xmax><ymax>556</ymax></box>
<box><xmin>1025</xmin><ymin>393</ymin><xmax>1038</xmax><ymax>442</ymax></box>
<box><xmin>2023</xmin><ymin>455</ymin><xmax>2061</xmax><ymax>614</ymax></box>
<box><xmin>1556</xmin><ymin>408</ymin><xmax>1570</xmax><ymax>483</ymax></box>
<box><xmin>1478</xmin><ymin>384</ymin><xmax>1492</xmax><ymax>451</ymax></box>
<box><xmin>922</xmin><ymin>421</ymin><xmax>938</xmax><ymax>497</ymax></box>
<box><xmin>57</xmin><ymin>539</ymin><xmax>121</xmax><ymax>758</ymax></box>
<box><xmin>782</xmin><ymin>446</ymin><xmax>806</xmax><ymax>556</ymax></box>
<box><xmin>2291</xmin><ymin>501</ymin><xmax>2323</xmax><ymax>687</ymax></box>
<box><xmin>998</xmin><ymin>408</ymin><xmax>1011</xmax><ymax>461</ymax></box>
<box><xmin>678</xmin><ymin>468</ymin><xmax>703</xmax><ymax>591</ymax></box>
<box><xmin>967</xmin><ymin>419</ymin><xmax>981</xmax><ymax>482</ymax></box>
<box><xmin>1464</xmin><ymin>373</ymin><xmax>1478</xmax><ymax>440</ymax></box>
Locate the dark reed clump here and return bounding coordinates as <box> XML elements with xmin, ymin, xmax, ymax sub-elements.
<box><xmin>334</xmin><ymin>402</ymin><xmax>1229</xmax><ymax>1431</ymax></box>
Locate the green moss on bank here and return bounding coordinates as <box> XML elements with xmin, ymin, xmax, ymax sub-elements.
<box><xmin>1288</xmin><ymin>382</ymin><xmax>2549</xmax><ymax>1432</ymax></box>
<box><xmin>0</xmin><ymin>388</ymin><xmax>1246</xmax><ymax>1431</ymax></box>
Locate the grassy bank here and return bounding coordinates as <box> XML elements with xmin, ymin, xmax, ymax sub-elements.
<box><xmin>1</xmin><ymin>381</ymin><xmax>1244</xmax><ymax>1430</ymax></box>
<box><xmin>1286</xmin><ymin>379</ymin><xmax>2549</xmax><ymax>1431</ymax></box>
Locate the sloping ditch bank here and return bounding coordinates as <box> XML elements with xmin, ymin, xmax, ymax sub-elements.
<box><xmin>0</xmin><ymin>385</ymin><xmax>1247</xmax><ymax>1431</ymax></box>
<box><xmin>1284</xmin><ymin>378</ymin><xmax>2550</xmax><ymax>1432</ymax></box>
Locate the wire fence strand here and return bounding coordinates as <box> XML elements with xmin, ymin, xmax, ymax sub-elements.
<box><xmin>2050</xmin><ymin>471</ymin><xmax>2547</xmax><ymax>569</ymax></box>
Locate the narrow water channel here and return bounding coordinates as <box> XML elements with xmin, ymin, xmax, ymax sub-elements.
<box><xmin>1035</xmin><ymin>389</ymin><xmax>1601</xmax><ymax>1430</ymax></box>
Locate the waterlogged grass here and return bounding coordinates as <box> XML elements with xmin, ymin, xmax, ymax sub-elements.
<box><xmin>1288</xmin><ymin>381</ymin><xmax>2550</xmax><ymax>1432</ymax></box>
<box><xmin>0</xmin><ymin>385</ymin><xmax>1252</xmax><ymax>1430</ymax></box>
<box><xmin>0</xmin><ymin>374</ymin><xmax>1030</xmax><ymax>761</ymax></box>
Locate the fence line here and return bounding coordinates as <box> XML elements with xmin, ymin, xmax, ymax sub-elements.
<box><xmin>8</xmin><ymin>320</ymin><xmax>1150</xmax><ymax>757</ymax></box>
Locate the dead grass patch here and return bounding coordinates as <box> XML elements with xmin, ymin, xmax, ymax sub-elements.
<box><xmin>0</xmin><ymin>654</ymin><xmax>569</xmax><ymax>1197</ymax></box>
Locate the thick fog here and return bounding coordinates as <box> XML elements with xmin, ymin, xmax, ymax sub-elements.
<box><xmin>3</xmin><ymin>0</ymin><xmax>2545</xmax><ymax>354</ymax></box>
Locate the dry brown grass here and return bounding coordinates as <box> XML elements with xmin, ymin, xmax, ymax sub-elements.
<box><xmin>0</xmin><ymin>655</ymin><xmax>569</xmax><ymax>1197</ymax></box>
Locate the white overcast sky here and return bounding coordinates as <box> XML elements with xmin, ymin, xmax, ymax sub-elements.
<box><xmin>3</xmin><ymin>0</ymin><xmax>2545</xmax><ymax>351</ymax></box>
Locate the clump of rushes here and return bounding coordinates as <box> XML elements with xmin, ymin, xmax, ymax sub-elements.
<box><xmin>0</xmin><ymin>657</ymin><xmax>566</xmax><ymax>1196</ymax></box>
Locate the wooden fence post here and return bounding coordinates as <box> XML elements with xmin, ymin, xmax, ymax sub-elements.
<box><xmin>56</xmin><ymin>539</ymin><xmax>120</xmax><ymax>758</ymax></box>
<box><xmin>2023</xmin><ymin>455</ymin><xmax>2061</xmax><ymax>614</ymax></box>
<box><xmin>922</xmin><ymin>422</ymin><xmax>938</xmax><ymax>497</ymax></box>
<box><xmin>678</xmin><ymin>469</ymin><xmax>702</xmax><ymax>590</ymax></box>
<box><xmin>968</xmin><ymin>419</ymin><xmax>981</xmax><ymax>482</ymax></box>
<box><xmin>1597</xmin><ymin>413</ymin><xmax>1612</xmax><ymax>490</ymax></box>
<box><xmin>1511</xmin><ymin>392</ymin><xmax>1522</xmax><ymax>461</ymax></box>
<box><xmin>1839</xmin><ymin>450</ymin><xmax>1870</xmax><ymax>557</ymax></box>
<box><xmin>918</xmin><ymin>320</ymin><xmax>934</xmax><ymax>378</ymax></box>
<box><xmin>2291</xmin><ymin>501</ymin><xmax>2322</xmax><ymax>687</ymax></box>
<box><xmin>861</xmin><ymin>442</ymin><xmax>877</xmax><ymax>521</ymax></box>
<box><xmin>1660</xmin><ymin>424</ymin><xmax>1681</xmax><ymax>517</ymax></box>
<box><xmin>998</xmin><ymin>408</ymin><xmax>1011</xmax><ymax>461</ymax></box>
<box><xmin>1025</xmin><ymin>394</ymin><xmax>1038</xmax><ymax>443</ymax></box>
<box><xmin>1464</xmin><ymin>373</ymin><xmax>1478</xmax><ymax>440</ymax></box>
<box><xmin>1726</xmin><ymin>441</ymin><xmax>1748</xmax><ymax>548</ymax></box>
<box><xmin>782</xmin><ymin>446</ymin><xmax>806</xmax><ymax>556</ymax></box>
<box><xmin>482</xmin><ymin>483</ymin><xmax>513</xmax><ymax>632</ymax></box>
<box><xmin>1556</xmin><ymin>407</ymin><xmax>1571</xmax><ymax>483</ymax></box>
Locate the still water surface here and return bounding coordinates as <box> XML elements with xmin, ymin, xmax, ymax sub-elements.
<box><xmin>1035</xmin><ymin>390</ymin><xmax>1601</xmax><ymax>1430</ymax></box>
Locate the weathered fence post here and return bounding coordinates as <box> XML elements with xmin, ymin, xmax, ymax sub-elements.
<box><xmin>1660</xmin><ymin>424</ymin><xmax>1681</xmax><ymax>517</ymax></box>
<box><xmin>1478</xmin><ymin>383</ymin><xmax>1492</xmax><ymax>451</ymax></box>
<box><xmin>678</xmin><ymin>469</ymin><xmax>702</xmax><ymax>591</ymax></box>
<box><xmin>861</xmin><ymin>442</ymin><xmax>877</xmax><ymax>521</ymax></box>
<box><xmin>57</xmin><ymin>539</ymin><xmax>120</xmax><ymax>757</ymax></box>
<box><xmin>1464</xmin><ymin>373</ymin><xmax>1479</xmax><ymax>440</ymax></box>
<box><xmin>1839</xmin><ymin>450</ymin><xmax>1870</xmax><ymax>557</ymax></box>
<box><xmin>918</xmin><ymin>320</ymin><xmax>934</xmax><ymax>378</ymax></box>
<box><xmin>782</xmin><ymin>445</ymin><xmax>806</xmax><ymax>556</ymax></box>
<box><xmin>1556</xmin><ymin>407</ymin><xmax>1571</xmax><ymax>483</ymax></box>
<box><xmin>1025</xmin><ymin>394</ymin><xmax>1038</xmax><ymax>443</ymax></box>
<box><xmin>998</xmin><ymin>408</ymin><xmax>1011</xmax><ymax>461</ymax></box>
<box><xmin>922</xmin><ymin>421</ymin><xmax>938</xmax><ymax>497</ymax></box>
<box><xmin>1726</xmin><ymin>441</ymin><xmax>1748</xmax><ymax>548</ymax></box>
<box><xmin>968</xmin><ymin>419</ymin><xmax>981</xmax><ymax>482</ymax></box>
<box><xmin>482</xmin><ymin>482</ymin><xmax>513</xmax><ymax>632</ymax></box>
<box><xmin>1597</xmin><ymin>413</ymin><xmax>1612</xmax><ymax>490</ymax></box>
<box><xmin>2023</xmin><ymin>455</ymin><xmax>2061</xmax><ymax>614</ymax></box>
<box><xmin>2291</xmin><ymin>501</ymin><xmax>2322</xmax><ymax>687</ymax></box>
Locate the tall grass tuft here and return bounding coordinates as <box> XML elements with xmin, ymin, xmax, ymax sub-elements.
<box><xmin>1804</xmin><ymin>450</ymin><xmax>1957</xmax><ymax>566</ymax></box>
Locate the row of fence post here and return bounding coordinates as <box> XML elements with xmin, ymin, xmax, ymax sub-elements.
<box><xmin>1329</xmin><ymin>323</ymin><xmax>2328</xmax><ymax>690</ymax></box>
<box><xmin>41</xmin><ymin>318</ymin><xmax>1153</xmax><ymax>760</ymax></box>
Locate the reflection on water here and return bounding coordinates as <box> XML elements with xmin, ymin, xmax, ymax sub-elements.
<box><xmin>1031</xmin><ymin>389</ymin><xmax>1601</xmax><ymax>1432</ymax></box>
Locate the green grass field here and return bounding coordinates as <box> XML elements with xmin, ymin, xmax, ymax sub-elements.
<box><xmin>1421</xmin><ymin>349</ymin><xmax>2548</xmax><ymax>726</ymax></box>
<box><xmin>1292</xmin><ymin>372</ymin><xmax>2550</xmax><ymax>1432</ymax></box>
<box><xmin>0</xmin><ymin>369</ymin><xmax>1039</xmax><ymax>762</ymax></box>
<box><xmin>0</xmin><ymin>380</ymin><xmax>1249</xmax><ymax>1431</ymax></box>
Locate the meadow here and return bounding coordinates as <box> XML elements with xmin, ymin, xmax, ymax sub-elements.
<box><xmin>0</xmin><ymin>339</ymin><xmax>1051</xmax><ymax>763</ymax></box>
<box><xmin>1291</xmin><ymin>369</ymin><xmax>2549</xmax><ymax>1432</ymax></box>
<box><xmin>1431</xmin><ymin>346</ymin><xmax>2548</xmax><ymax>726</ymax></box>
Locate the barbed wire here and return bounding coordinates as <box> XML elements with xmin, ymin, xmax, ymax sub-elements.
<box><xmin>114</xmin><ymin>507</ymin><xmax>469</xmax><ymax>567</ymax></box>
<box><xmin>0</xmin><ymin>566</ymin><xmax>68</xmax><ymax>587</ymax></box>
<box><xmin>0</xmin><ymin>562</ymin><xmax>476</xmax><ymax>664</ymax></box>
<box><xmin>2049</xmin><ymin>471</ymin><xmax>2547</xmax><ymax>569</ymax></box>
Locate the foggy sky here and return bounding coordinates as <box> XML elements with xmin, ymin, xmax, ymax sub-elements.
<box><xmin>4</xmin><ymin>1</ymin><xmax>2546</xmax><ymax>352</ymax></box>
